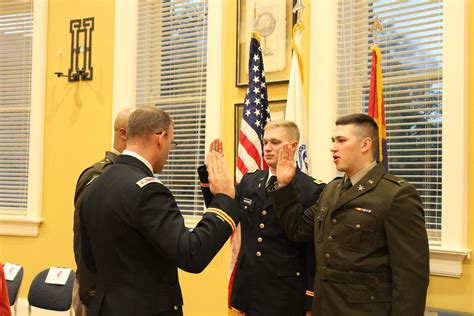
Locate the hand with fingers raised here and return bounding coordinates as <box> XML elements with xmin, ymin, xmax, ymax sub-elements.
<box><xmin>209</xmin><ymin>139</ymin><xmax>224</xmax><ymax>156</ymax></box>
<box><xmin>206</xmin><ymin>150</ymin><xmax>235</xmax><ymax>198</ymax></box>
<box><xmin>275</xmin><ymin>144</ymin><xmax>297</xmax><ymax>188</ymax></box>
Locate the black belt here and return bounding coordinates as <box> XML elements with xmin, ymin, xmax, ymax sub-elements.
<box><xmin>320</xmin><ymin>267</ymin><xmax>391</xmax><ymax>287</ymax></box>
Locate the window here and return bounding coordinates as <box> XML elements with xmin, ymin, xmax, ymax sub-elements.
<box><xmin>136</xmin><ymin>0</ymin><xmax>207</xmax><ymax>226</ymax></box>
<box><xmin>309</xmin><ymin>0</ymin><xmax>468</xmax><ymax>277</ymax></box>
<box><xmin>336</xmin><ymin>0</ymin><xmax>443</xmax><ymax>241</ymax></box>
<box><xmin>0</xmin><ymin>0</ymin><xmax>46</xmax><ymax>236</ymax></box>
<box><xmin>114</xmin><ymin>0</ymin><xmax>223</xmax><ymax>227</ymax></box>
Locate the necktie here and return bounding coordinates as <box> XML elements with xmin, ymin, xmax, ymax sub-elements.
<box><xmin>340</xmin><ymin>178</ymin><xmax>352</xmax><ymax>196</ymax></box>
<box><xmin>266</xmin><ymin>175</ymin><xmax>277</xmax><ymax>189</ymax></box>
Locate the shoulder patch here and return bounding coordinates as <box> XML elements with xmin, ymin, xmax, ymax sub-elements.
<box><xmin>136</xmin><ymin>177</ymin><xmax>162</xmax><ymax>188</ymax></box>
<box><xmin>313</xmin><ymin>179</ymin><xmax>325</xmax><ymax>185</ymax></box>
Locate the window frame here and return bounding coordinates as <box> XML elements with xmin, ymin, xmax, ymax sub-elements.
<box><xmin>113</xmin><ymin>0</ymin><xmax>222</xmax><ymax>227</ymax></box>
<box><xmin>0</xmin><ymin>0</ymin><xmax>47</xmax><ymax>237</ymax></box>
<box><xmin>309</xmin><ymin>0</ymin><xmax>470</xmax><ymax>277</ymax></box>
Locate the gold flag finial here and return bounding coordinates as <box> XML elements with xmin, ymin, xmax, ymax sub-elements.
<box><xmin>293</xmin><ymin>0</ymin><xmax>305</xmax><ymax>24</ymax></box>
<box><xmin>252</xmin><ymin>1</ymin><xmax>258</xmax><ymax>31</ymax></box>
<box><xmin>370</xmin><ymin>16</ymin><xmax>383</xmax><ymax>45</ymax></box>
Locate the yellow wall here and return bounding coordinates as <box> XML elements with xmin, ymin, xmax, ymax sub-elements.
<box><xmin>425</xmin><ymin>1</ymin><xmax>474</xmax><ymax>312</ymax></box>
<box><xmin>0</xmin><ymin>0</ymin><xmax>473</xmax><ymax>314</ymax></box>
<box><xmin>0</xmin><ymin>0</ymin><xmax>116</xmax><ymax>298</ymax></box>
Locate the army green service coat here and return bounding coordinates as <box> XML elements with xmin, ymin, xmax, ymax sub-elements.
<box><xmin>271</xmin><ymin>163</ymin><xmax>429</xmax><ymax>316</ymax></box>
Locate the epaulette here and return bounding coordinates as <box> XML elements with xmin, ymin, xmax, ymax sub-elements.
<box><xmin>313</xmin><ymin>179</ymin><xmax>325</xmax><ymax>185</ymax></box>
<box><xmin>383</xmin><ymin>173</ymin><xmax>405</xmax><ymax>186</ymax></box>
<box><xmin>136</xmin><ymin>177</ymin><xmax>162</xmax><ymax>188</ymax></box>
<box><xmin>247</xmin><ymin>169</ymin><xmax>258</xmax><ymax>174</ymax></box>
<box><xmin>93</xmin><ymin>158</ymin><xmax>113</xmax><ymax>171</ymax></box>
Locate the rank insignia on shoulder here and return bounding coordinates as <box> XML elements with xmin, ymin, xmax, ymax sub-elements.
<box><xmin>314</xmin><ymin>179</ymin><xmax>325</xmax><ymax>184</ymax></box>
<box><xmin>136</xmin><ymin>177</ymin><xmax>162</xmax><ymax>188</ymax></box>
<box><xmin>247</xmin><ymin>169</ymin><xmax>257</xmax><ymax>174</ymax></box>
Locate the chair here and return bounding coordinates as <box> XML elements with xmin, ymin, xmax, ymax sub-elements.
<box><xmin>4</xmin><ymin>264</ymin><xmax>23</xmax><ymax>316</ymax></box>
<box><xmin>27</xmin><ymin>268</ymin><xmax>75</xmax><ymax>316</ymax></box>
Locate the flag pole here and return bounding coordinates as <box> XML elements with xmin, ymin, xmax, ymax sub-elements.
<box><xmin>368</xmin><ymin>16</ymin><xmax>388</xmax><ymax>170</ymax></box>
<box><xmin>286</xmin><ymin>0</ymin><xmax>311</xmax><ymax>174</ymax></box>
<box><xmin>293</xmin><ymin>0</ymin><xmax>305</xmax><ymax>24</ymax></box>
<box><xmin>370</xmin><ymin>16</ymin><xmax>383</xmax><ymax>45</ymax></box>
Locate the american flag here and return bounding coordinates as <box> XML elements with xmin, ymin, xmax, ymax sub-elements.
<box><xmin>235</xmin><ymin>36</ymin><xmax>271</xmax><ymax>183</ymax></box>
<box><xmin>229</xmin><ymin>35</ymin><xmax>270</xmax><ymax>311</ymax></box>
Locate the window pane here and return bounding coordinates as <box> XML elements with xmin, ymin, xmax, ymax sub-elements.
<box><xmin>136</xmin><ymin>0</ymin><xmax>207</xmax><ymax>225</ymax></box>
<box><xmin>0</xmin><ymin>0</ymin><xmax>33</xmax><ymax>215</ymax></box>
<box><xmin>336</xmin><ymin>0</ymin><xmax>443</xmax><ymax>242</ymax></box>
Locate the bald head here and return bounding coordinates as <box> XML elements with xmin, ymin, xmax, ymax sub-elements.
<box><xmin>113</xmin><ymin>107</ymin><xmax>134</xmax><ymax>153</ymax></box>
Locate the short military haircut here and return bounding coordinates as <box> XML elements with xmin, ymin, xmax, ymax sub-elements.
<box><xmin>127</xmin><ymin>105</ymin><xmax>173</xmax><ymax>139</ymax></box>
<box><xmin>264</xmin><ymin>119</ymin><xmax>300</xmax><ymax>142</ymax></box>
<box><xmin>335</xmin><ymin>113</ymin><xmax>379</xmax><ymax>144</ymax></box>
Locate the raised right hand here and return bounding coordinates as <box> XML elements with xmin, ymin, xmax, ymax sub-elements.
<box><xmin>209</xmin><ymin>139</ymin><xmax>223</xmax><ymax>155</ymax></box>
<box><xmin>206</xmin><ymin>150</ymin><xmax>235</xmax><ymax>198</ymax></box>
<box><xmin>275</xmin><ymin>144</ymin><xmax>296</xmax><ymax>187</ymax></box>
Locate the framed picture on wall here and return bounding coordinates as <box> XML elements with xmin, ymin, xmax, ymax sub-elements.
<box><xmin>234</xmin><ymin>99</ymin><xmax>287</xmax><ymax>170</ymax></box>
<box><xmin>236</xmin><ymin>0</ymin><xmax>296</xmax><ymax>87</ymax></box>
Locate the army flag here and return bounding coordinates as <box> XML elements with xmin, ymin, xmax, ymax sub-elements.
<box><xmin>368</xmin><ymin>44</ymin><xmax>388</xmax><ymax>170</ymax></box>
<box><xmin>230</xmin><ymin>33</ymin><xmax>270</xmax><ymax>312</ymax></box>
<box><xmin>285</xmin><ymin>23</ymin><xmax>310</xmax><ymax>174</ymax></box>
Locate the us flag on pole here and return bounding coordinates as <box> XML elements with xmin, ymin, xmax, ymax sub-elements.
<box><xmin>235</xmin><ymin>35</ymin><xmax>271</xmax><ymax>182</ymax></box>
<box><xmin>228</xmin><ymin>34</ymin><xmax>270</xmax><ymax>312</ymax></box>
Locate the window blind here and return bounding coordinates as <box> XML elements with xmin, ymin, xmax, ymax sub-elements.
<box><xmin>136</xmin><ymin>0</ymin><xmax>207</xmax><ymax>226</ymax></box>
<box><xmin>0</xmin><ymin>0</ymin><xmax>33</xmax><ymax>216</ymax></box>
<box><xmin>336</xmin><ymin>0</ymin><xmax>443</xmax><ymax>242</ymax></box>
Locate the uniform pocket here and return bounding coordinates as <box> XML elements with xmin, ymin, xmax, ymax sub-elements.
<box><xmin>340</xmin><ymin>212</ymin><xmax>377</xmax><ymax>253</ymax></box>
<box><xmin>346</xmin><ymin>282</ymin><xmax>392</xmax><ymax>303</ymax></box>
<box><xmin>315</xmin><ymin>207</ymin><xmax>329</xmax><ymax>243</ymax></box>
<box><xmin>277</xmin><ymin>258</ymin><xmax>303</xmax><ymax>278</ymax></box>
<box><xmin>151</xmin><ymin>284</ymin><xmax>183</xmax><ymax>313</ymax></box>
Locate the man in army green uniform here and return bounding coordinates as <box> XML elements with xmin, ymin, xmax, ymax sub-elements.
<box><xmin>72</xmin><ymin>108</ymin><xmax>134</xmax><ymax>315</ymax></box>
<box><xmin>270</xmin><ymin>113</ymin><xmax>429</xmax><ymax>316</ymax></box>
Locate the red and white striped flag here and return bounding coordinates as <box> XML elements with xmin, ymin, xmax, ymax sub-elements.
<box><xmin>229</xmin><ymin>34</ymin><xmax>270</xmax><ymax>312</ymax></box>
<box><xmin>235</xmin><ymin>34</ymin><xmax>270</xmax><ymax>182</ymax></box>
